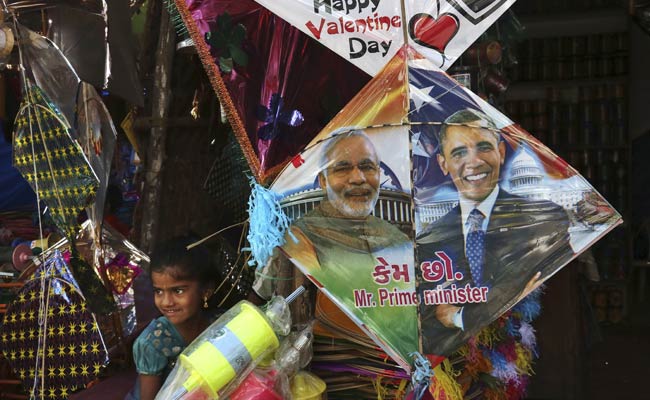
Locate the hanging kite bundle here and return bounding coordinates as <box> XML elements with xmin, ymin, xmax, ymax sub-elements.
<box><xmin>12</xmin><ymin>83</ymin><xmax>98</xmax><ymax>238</ymax></box>
<box><xmin>0</xmin><ymin>5</ymin><xmax>147</xmax><ymax>398</ymax></box>
<box><xmin>0</xmin><ymin>250</ymin><xmax>109</xmax><ymax>399</ymax></box>
<box><xmin>12</xmin><ymin>82</ymin><xmax>115</xmax><ymax>315</ymax></box>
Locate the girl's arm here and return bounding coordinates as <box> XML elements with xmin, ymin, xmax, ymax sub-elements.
<box><xmin>138</xmin><ymin>374</ymin><xmax>163</xmax><ymax>400</ymax></box>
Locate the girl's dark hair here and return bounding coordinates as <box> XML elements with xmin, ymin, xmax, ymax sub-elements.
<box><xmin>149</xmin><ymin>236</ymin><xmax>216</xmax><ymax>284</ymax></box>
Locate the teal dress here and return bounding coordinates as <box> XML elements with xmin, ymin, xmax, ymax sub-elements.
<box><xmin>125</xmin><ymin>317</ymin><xmax>185</xmax><ymax>400</ymax></box>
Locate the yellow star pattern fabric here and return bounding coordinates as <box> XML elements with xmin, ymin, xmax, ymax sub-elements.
<box><xmin>0</xmin><ymin>251</ymin><xmax>108</xmax><ymax>399</ymax></box>
<box><xmin>12</xmin><ymin>83</ymin><xmax>99</xmax><ymax>238</ymax></box>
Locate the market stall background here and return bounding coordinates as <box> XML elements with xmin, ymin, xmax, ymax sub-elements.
<box><xmin>0</xmin><ymin>0</ymin><xmax>649</xmax><ymax>399</ymax></box>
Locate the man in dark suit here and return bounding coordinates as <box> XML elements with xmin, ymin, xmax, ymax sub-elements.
<box><xmin>417</xmin><ymin>109</ymin><xmax>574</xmax><ymax>356</ymax></box>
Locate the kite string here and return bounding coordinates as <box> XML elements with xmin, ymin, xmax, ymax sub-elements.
<box><xmin>23</xmin><ymin>52</ymin><xmax>48</xmax><ymax>400</ymax></box>
<box><xmin>186</xmin><ymin>220</ymin><xmax>247</xmax><ymax>250</ymax></box>
<box><xmin>215</xmin><ymin>223</ymin><xmax>252</xmax><ymax>308</ymax></box>
<box><xmin>10</xmin><ymin>4</ymin><xmax>47</xmax><ymax>247</ymax></box>
<box><xmin>8</xmin><ymin>9</ymin><xmax>50</xmax><ymax>396</ymax></box>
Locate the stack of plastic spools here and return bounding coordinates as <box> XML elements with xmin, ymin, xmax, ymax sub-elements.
<box><xmin>155</xmin><ymin>286</ymin><xmax>326</xmax><ymax>400</ymax></box>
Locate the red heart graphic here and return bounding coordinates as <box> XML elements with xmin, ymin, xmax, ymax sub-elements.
<box><xmin>409</xmin><ymin>13</ymin><xmax>460</xmax><ymax>53</ymax></box>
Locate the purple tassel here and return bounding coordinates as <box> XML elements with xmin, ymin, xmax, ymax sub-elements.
<box><xmin>519</xmin><ymin>321</ymin><xmax>538</xmax><ymax>354</ymax></box>
<box><xmin>489</xmin><ymin>350</ymin><xmax>519</xmax><ymax>382</ymax></box>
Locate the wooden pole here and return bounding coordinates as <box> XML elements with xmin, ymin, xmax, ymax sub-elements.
<box><xmin>138</xmin><ymin>5</ymin><xmax>175</xmax><ymax>253</ymax></box>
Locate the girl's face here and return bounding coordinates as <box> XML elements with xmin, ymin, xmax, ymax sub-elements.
<box><xmin>151</xmin><ymin>267</ymin><xmax>206</xmax><ymax>328</ymax></box>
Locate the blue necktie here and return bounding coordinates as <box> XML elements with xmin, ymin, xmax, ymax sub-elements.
<box><xmin>466</xmin><ymin>209</ymin><xmax>486</xmax><ymax>287</ymax></box>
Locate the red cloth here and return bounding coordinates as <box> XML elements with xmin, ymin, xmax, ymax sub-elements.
<box><xmin>104</xmin><ymin>214</ymin><xmax>130</xmax><ymax>237</ymax></box>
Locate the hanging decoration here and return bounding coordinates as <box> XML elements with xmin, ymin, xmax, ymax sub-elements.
<box><xmin>99</xmin><ymin>252</ymin><xmax>142</xmax><ymax>295</ymax></box>
<box><xmin>309</xmin><ymin>286</ymin><xmax>543</xmax><ymax>398</ymax></box>
<box><xmin>17</xmin><ymin>24</ymin><xmax>81</xmax><ymax>128</ymax></box>
<box><xmin>75</xmin><ymin>82</ymin><xmax>119</xmax><ymax>305</ymax></box>
<box><xmin>204</xmin><ymin>12</ymin><xmax>249</xmax><ymax>73</ymax></box>
<box><xmin>11</xmin><ymin>82</ymin><xmax>115</xmax><ymax>314</ymax></box>
<box><xmin>256</xmin><ymin>93</ymin><xmax>304</xmax><ymax>141</ymax></box>
<box><xmin>453</xmin><ymin>287</ymin><xmax>543</xmax><ymax>398</ymax></box>
<box><xmin>9</xmin><ymin>17</ymin><xmax>126</xmax><ymax>315</ymax></box>
<box><xmin>75</xmin><ymin>82</ymin><xmax>118</xmax><ymax>236</ymax></box>
<box><xmin>173</xmin><ymin>0</ymin><xmax>370</xmax><ymax>181</ymax></box>
<box><xmin>254</xmin><ymin>0</ymin><xmax>518</xmax><ymax>75</ymax></box>
<box><xmin>0</xmin><ymin>250</ymin><xmax>109</xmax><ymax>399</ymax></box>
<box><xmin>12</xmin><ymin>83</ymin><xmax>98</xmax><ymax>239</ymax></box>
<box><xmin>74</xmin><ymin>219</ymin><xmax>149</xmax><ymax>337</ymax></box>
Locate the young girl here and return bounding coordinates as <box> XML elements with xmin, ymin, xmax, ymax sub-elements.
<box><xmin>127</xmin><ymin>236</ymin><xmax>217</xmax><ymax>400</ymax></box>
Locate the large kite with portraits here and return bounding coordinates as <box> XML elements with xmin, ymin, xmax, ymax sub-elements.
<box><xmin>173</xmin><ymin>0</ymin><xmax>621</xmax><ymax>376</ymax></box>
<box><xmin>261</xmin><ymin>46</ymin><xmax>621</xmax><ymax>372</ymax></box>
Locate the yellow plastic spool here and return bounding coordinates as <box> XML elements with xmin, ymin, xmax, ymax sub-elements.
<box><xmin>29</xmin><ymin>234</ymin><xmax>51</xmax><ymax>252</ymax></box>
<box><xmin>179</xmin><ymin>302</ymin><xmax>280</xmax><ymax>398</ymax></box>
<box><xmin>290</xmin><ymin>371</ymin><xmax>327</xmax><ymax>400</ymax></box>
